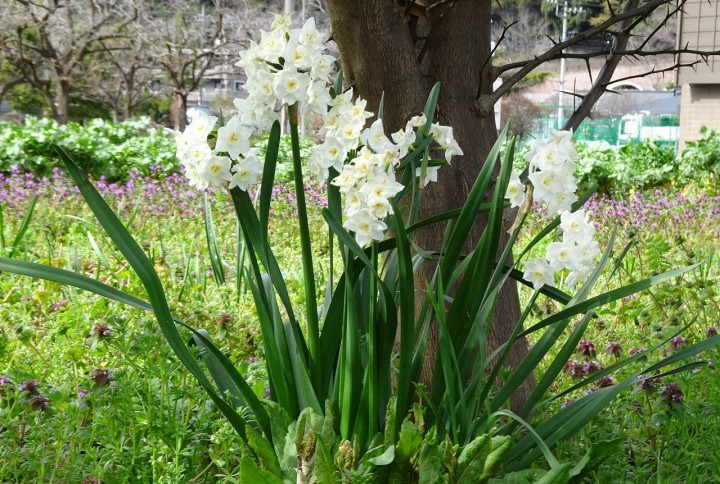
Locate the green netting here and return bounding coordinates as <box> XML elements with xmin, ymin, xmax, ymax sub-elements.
<box><xmin>524</xmin><ymin>113</ymin><xmax>679</xmax><ymax>148</ymax></box>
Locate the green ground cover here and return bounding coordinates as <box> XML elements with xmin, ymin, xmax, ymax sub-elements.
<box><xmin>1</xmin><ymin>127</ymin><xmax>719</xmax><ymax>481</ymax></box>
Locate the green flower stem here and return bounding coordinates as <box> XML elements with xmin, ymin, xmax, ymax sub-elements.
<box><xmin>288</xmin><ymin>103</ymin><xmax>321</xmax><ymax>392</ymax></box>
<box><xmin>368</xmin><ymin>242</ymin><xmax>378</xmax><ymax>439</ymax></box>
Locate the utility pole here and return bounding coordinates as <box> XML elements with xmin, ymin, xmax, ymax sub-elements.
<box><xmin>558</xmin><ymin>0</ymin><xmax>568</xmax><ymax>128</ymax></box>
<box><xmin>548</xmin><ymin>0</ymin><xmax>583</xmax><ymax>128</ymax></box>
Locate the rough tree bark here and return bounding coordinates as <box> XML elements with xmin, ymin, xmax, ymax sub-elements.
<box><xmin>327</xmin><ymin>0</ymin><xmax>533</xmax><ymax>408</ymax></box>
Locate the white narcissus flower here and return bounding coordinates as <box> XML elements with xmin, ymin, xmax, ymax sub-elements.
<box><xmin>234</xmin><ymin>97</ymin><xmax>278</xmax><ymax>132</ymax></box>
<box><xmin>259</xmin><ymin>28</ymin><xmax>286</xmax><ymax>60</ymax></box>
<box><xmin>545</xmin><ymin>191</ymin><xmax>577</xmax><ymax>216</ymax></box>
<box><xmin>311</xmin><ymin>54</ymin><xmax>336</xmax><ymax>82</ymax></box>
<box><xmin>317</xmin><ymin>136</ymin><xmax>348</xmax><ymax>172</ymax></box>
<box><xmin>343</xmin><ymin>210</ymin><xmax>388</xmax><ymax>247</ymax></box>
<box><xmin>330</xmin><ymin>167</ymin><xmax>355</xmax><ymax>193</ymax></box>
<box><xmin>576</xmin><ymin>239</ymin><xmax>601</xmax><ymax>266</ymax></box>
<box><xmin>270</xmin><ymin>14</ymin><xmax>292</xmax><ymax>31</ymax></box>
<box><xmin>344</xmin><ymin>190</ymin><xmax>367</xmax><ymax>216</ymax></box>
<box><xmin>408</xmin><ymin>114</ymin><xmax>427</xmax><ymax>128</ymax></box>
<box><xmin>182</xmin><ymin>111</ymin><xmax>217</xmax><ymax>142</ymax></box>
<box><xmin>361</xmin><ymin>119</ymin><xmax>392</xmax><ymax>152</ymax></box>
<box><xmin>201</xmin><ymin>155</ymin><xmax>233</xmax><ymax>188</ymax></box>
<box><xmin>546</xmin><ymin>241</ymin><xmax>581</xmax><ymax>271</ymax></box>
<box><xmin>444</xmin><ymin>137</ymin><xmax>463</xmax><ymax>163</ymax></box>
<box><xmin>566</xmin><ymin>267</ymin><xmax>592</xmax><ymax>288</ymax></box>
<box><xmin>560</xmin><ymin>210</ymin><xmax>595</xmax><ymax>244</ymax></box>
<box><xmin>244</xmin><ymin>70</ymin><xmax>276</xmax><ymax>104</ymax></box>
<box><xmin>187</xmin><ymin>143</ymin><xmax>212</xmax><ymax>167</ymax></box>
<box><xmin>229</xmin><ymin>151</ymin><xmax>262</xmax><ymax>191</ymax></box>
<box><xmin>505</xmin><ymin>171</ymin><xmax>526</xmax><ymax>208</ymax></box>
<box><xmin>523</xmin><ymin>257</ymin><xmax>556</xmax><ymax>290</ymax></box>
<box><xmin>274</xmin><ymin>67</ymin><xmax>311</xmax><ymax>106</ymax></box>
<box><xmin>304</xmin><ymin>81</ymin><xmax>332</xmax><ymax>115</ymax></box>
<box><xmin>283</xmin><ymin>40</ymin><xmax>311</xmax><ymax>70</ymax></box>
<box><xmin>367</xmin><ymin>194</ymin><xmax>392</xmax><ymax>219</ymax></box>
<box><xmin>546</xmin><ymin>128</ymin><xmax>578</xmax><ymax>161</ymax></box>
<box><xmin>215</xmin><ymin>116</ymin><xmax>252</xmax><ymax>160</ymax></box>
<box><xmin>185</xmin><ymin>164</ymin><xmax>208</xmax><ymax>191</ymax></box>
<box><xmin>391</xmin><ymin>126</ymin><xmax>414</xmax><ymax>158</ymax></box>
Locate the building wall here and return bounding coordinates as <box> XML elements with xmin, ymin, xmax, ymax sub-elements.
<box><xmin>677</xmin><ymin>0</ymin><xmax>720</xmax><ymax>148</ymax></box>
<box><xmin>679</xmin><ymin>84</ymin><xmax>720</xmax><ymax>149</ymax></box>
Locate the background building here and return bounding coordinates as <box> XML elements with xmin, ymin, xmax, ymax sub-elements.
<box><xmin>677</xmin><ymin>0</ymin><xmax>720</xmax><ymax>148</ymax></box>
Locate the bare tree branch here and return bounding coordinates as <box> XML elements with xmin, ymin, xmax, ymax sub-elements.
<box><xmin>564</xmin><ymin>0</ymin><xmax>640</xmax><ymax>130</ymax></box>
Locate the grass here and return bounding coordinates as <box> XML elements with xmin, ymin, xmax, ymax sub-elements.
<box><xmin>1</xmin><ymin>168</ymin><xmax>719</xmax><ymax>481</ymax></box>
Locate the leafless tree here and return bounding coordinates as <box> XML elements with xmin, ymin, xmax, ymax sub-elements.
<box><xmin>493</xmin><ymin>6</ymin><xmax>552</xmax><ymax>63</ymax></box>
<box><xmin>83</xmin><ymin>29</ymin><xmax>159</xmax><ymax>122</ymax></box>
<box><xmin>144</xmin><ymin>0</ymin><xmax>232</xmax><ymax>131</ymax></box>
<box><xmin>0</xmin><ymin>0</ymin><xmax>137</xmax><ymax>124</ymax></box>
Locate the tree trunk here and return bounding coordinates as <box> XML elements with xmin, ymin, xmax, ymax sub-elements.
<box><xmin>327</xmin><ymin>0</ymin><xmax>534</xmax><ymax>410</ymax></box>
<box><xmin>55</xmin><ymin>79</ymin><xmax>70</xmax><ymax>125</ymax></box>
<box><xmin>123</xmin><ymin>98</ymin><xmax>133</xmax><ymax>122</ymax></box>
<box><xmin>176</xmin><ymin>94</ymin><xmax>188</xmax><ymax>131</ymax></box>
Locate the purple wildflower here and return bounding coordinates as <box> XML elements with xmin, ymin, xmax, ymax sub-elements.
<box><xmin>91</xmin><ymin>369</ymin><xmax>113</xmax><ymax>388</ymax></box>
<box><xmin>92</xmin><ymin>323</ymin><xmax>112</xmax><ymax>339</ymax></box>
<box><xmin>595</xmin><ymin>375</ymin><xmax>615</xmax><ymax>388</ymax></box>
<box><xmin>561</xmin><ymin>398</ymin><xmax>575</xmax><ymax>409</ymax></box>
<box><xmin>706</xmin><ymin>327</ymin><xmax>718</xmax><ymax>338</ymax></box>
<box><xmin>218</xmin><ymin>313</ymin><xmax>233</xmax><ymax>327</ymax></box>
<box><xmin>29</xmin><ymin>394</ymin><xmax>50</xmax><ymax>411</ymax></box>
<box><xmin>567</xmin><ymin>361</ymin><xmax>587</xmax><ymax>379</ymax></box>
<box><xmin>660</xmin><ymin>382</ymin><xmax>684</xmax><ymax>406</ymax></box>
<box><xmin>50</xmin><ymin>299</ymin><xmax>70</xmax><ymax>313</ymax></box>
<box><xmin>0</xmin><ymin>375</ymin><xmax>12</xmax><ymax>397</ymax></box>
<box><xmin>19</xmin><ymin>379</ymin><xmax>39</xmax><ymax>395</ymax></box>
<box><xmin>577</xmin><ymin>339</ymin><xmax>596</xmax><ymax>358</ymax></box>
<box><xmin>605</xmin><ymin>341</ymin><xmax>622</xmax><ymax>357</ymax></box>
<box><xmin>584</xmin><ymin>361</ymin><xmax>602</xmax><ymax>374</ymax></box>
<box><xmin>670</xmin><ymin>336</ymin><xmax>686</xmax><ymax>349</ymax></box>
<box><xmin>636</xmin><ymin>377</ymin><xmax>658</xmax><ymax>392</ymax></box>
<box><xmin>628</xmin><ymin>347</ymin><xmax>648</xmax><ymax>360</ymax></box>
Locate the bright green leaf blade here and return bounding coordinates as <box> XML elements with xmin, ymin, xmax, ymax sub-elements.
<box><xmin>9</xmin><ymin>195</ymin><xmax>37</xmax><ymax>258</ymax></box>
<box><xmin>55</xmin><ymin>146</ymin><xmax>251</xmax><ymax>443</ymax></box>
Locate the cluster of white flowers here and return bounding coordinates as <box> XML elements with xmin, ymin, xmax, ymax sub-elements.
<box><xmin>309</xmin><ymin>91</ymin><xmax>463</xmax><ymax>245</ymax></box>
<box><xmin>175</xmin><ymin>15</ymin><xmax>464</xmax><ymax>247</ymax></box>
<box><xmin>328</xmin><ymin>115</ymin><xmax>427</xmax><ymax>246</ymax></box>
<box><xmin>175</xmin><ymin>16</ymin><xmax>333</xmax><ymax>191</ymax></box>
<box><xmin>507</xmin><ymin>129</ymin><xmax>579</xmax><ymax>215</ymax></box>
<box><xmin>510</xmin><ymin>129</ymin><xmax>600</xmax><ymax>290</ymax></box>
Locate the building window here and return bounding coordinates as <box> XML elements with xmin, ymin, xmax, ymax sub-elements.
<box><xmin>234</xmin><ymin>80</ymin><xmax>243</xmax><ymax>91</ymax></box>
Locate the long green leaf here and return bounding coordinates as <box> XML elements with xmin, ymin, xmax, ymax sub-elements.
<box><xmin>203</xmin><ymin>193</ymin><xmax>225</xmax><ymax>285</ymax></box>
<box><xmin>288</xmin><ymin>104</ymin><xmax>320</xmax><ymax>392</ymax></box>
<box><xmin>259</xmin><ymin>121</ymin><xmax>281</xmax><ymax>238</ymax></box>
<box><xmin>186</xmin><ymin>327</ymin><xmax>272</xmax><ymax>440</ymax></box>
<box><xmin>440</xmin><ymin>124</ymin><xmax>509</xmax><ymax>285</ymax></box>
<box><xmin>9</xmin><ymin>195</ymin><xmax>37</xmax><ymax>258</ymax></box>
<box><xmin>516</xmin><ymin>264</ymin><xmax>700</xmax><ymax>339</ymax></box>
<box><xmin>55</xmin><ymin>146</ymin><xmax>251</xmax><ymax>443</ymax></box>
<box><xmin>0</xmin><ymin>257</ymin><xmax>152</xmax><ymax>311</ymax></box>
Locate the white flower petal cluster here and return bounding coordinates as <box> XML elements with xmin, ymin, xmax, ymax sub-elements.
<box><xmin>236</xmin><ymin>16</ymin><xmax>334</xmax><ymax>126</ymax></box>
<box><xmin>176</xmin><ymin>15</ymin><xmax>333</xmax><ymax>190</ymax></box>
<box><xmin>525</xmin><ymin>128</ymin><xmax>579</xmax><ymax>215</ymax></box>
<box><xmin>516</xmin><ymin>130</ymin><xmax>600</xmax><ymax>290</ymax></box>
<box><xmin>175</xmin><ymin>110</ymin><xmax>220</xmax><ymax>190</ymax></box>
<box><xmin>174</xmin><ymin>16</ymin><xmax>463</xmax><ymax>248</ymax></box>
<box><xmin>324</xmin><ymin>113</ymin><xmax>461</xmax><ymax>246</ymax></box>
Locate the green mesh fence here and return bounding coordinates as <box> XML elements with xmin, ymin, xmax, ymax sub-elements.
<box><xmin>524</xmin><ymin>113</ymin><xmax>679</xmax><ymax>148</ymax></box>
